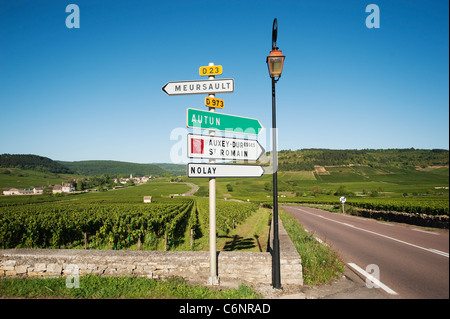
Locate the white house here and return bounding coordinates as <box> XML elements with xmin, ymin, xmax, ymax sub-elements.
<box><xmin>3</xmin><ymin>188</ymin><xmax>19</xmax><ymax>195</ymax></box>
<box><xmin>33</xmin><ymin>187</ymin><xmax>44</xmax><ymax>195</ymax></box>
<box><xmin>62</xmin><ymin>183</ymin><xmax>75</xmax><ymax>193</ymax></box>
<box><xmin>52</xmin><ymin>185</ymin><xmax>63</xmax><ymax>194</ymax></box>
<box><xmin>143</xmin><ymin>196</ymin><xmax>152</xmax><ymax>203</ymax></box>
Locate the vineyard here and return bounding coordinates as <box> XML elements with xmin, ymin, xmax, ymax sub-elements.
<box><xmin>346</xmin><ymin>197</ymin><xmax>449</xmax><ymax>215</ymax></box>
<box><xmin>258</xmin><ymin>196</ymin><xmax>449</xmax><ymax>216</ymax></box>
<box><xmin>1</xmin><ymin>192</ymin><xmax>447</xmax><ymax>251</ymax></box>
<box><xmin>195</xmin><ymin>198</ymin><xmax>259</xmax><ymax>235</ymax></box>
<box><xmin>0</xmin><ymin>197</ymin><xmax>259</xmax><ymax>251</ymax></box>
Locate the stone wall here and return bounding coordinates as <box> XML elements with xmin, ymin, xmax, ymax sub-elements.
<box><xmin>0</xmin><ymin>217</ymin><xmax>303</xmax><ymax>287</ymax></box>
<box><xmin>0</xmin><ymin>249</ymin><xmax>264</xmax><ymax>285</ymax></box>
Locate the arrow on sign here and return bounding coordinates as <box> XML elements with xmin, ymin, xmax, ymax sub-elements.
<box><xmin>187</xmin><ymin>163</ymin><xmax>264</xmax><ymax>178</ymax></box>
<box><xmin>162</xmin><ymin>79</ymin><xmax>234</xmax><ymax>95</ymax></box>
<box><xmin>188</xmin><ymin>134</ymin><xmax>265</xmax><ymax>161</ymax></box>
<box><xmin>186</xmin><ymin>108</ymin><xmax>263</xmax><ymax>135</ymax></box>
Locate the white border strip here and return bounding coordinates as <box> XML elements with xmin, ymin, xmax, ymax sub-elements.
<box><xmin>348</xmin><ymin>262</ymin><xmax>398</xmax><ymax>295</ymax></box>
<box><xmin>428</xmin><ymin>249</ymin><xmax>449</xmax><ymax>258</ymax></box>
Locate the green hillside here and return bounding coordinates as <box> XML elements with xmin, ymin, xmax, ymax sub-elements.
<box><xmin>0</xmin><ymin>154</ymin><xmax>73</xmax><ymax>174</ymax></box>
<box><xmin>276</xmin><ymin>148</ymin><xmax>449</xmax><ymax>171</ymax></box>
<box><xmin>1</xmin><ymin>150</ymin><xmax>448</xmax><ymax>199</ymax></box>
<box><xmin>58</xmin><ymin>160</ymin><xmax>168</xmax><ymax>177</ymax></box>
<box><xmin>152</xmin><ymin>163</ymin><xmax>186</xmax><ymax>176</ymax></box>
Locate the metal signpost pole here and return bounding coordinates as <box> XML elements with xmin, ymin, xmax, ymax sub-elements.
<box><xmin>267</xmin><ymin>18</ymin><xmax>285</xmax><ymax>290</ymax></box>
<box><xmin>271</xmin><ymin>76</ymin><xmax>281</xmax><ymax>289</ymax></box>
<box><xmin>207</xmin><ymin>62</ymin><xmax>219</xmax><ymax>285</ymax></box>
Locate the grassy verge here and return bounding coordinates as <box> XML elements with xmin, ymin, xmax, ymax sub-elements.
<box><xmin>0</xmin><ymin>275</ymin><xmax>261</xmax><ymax>299</ymax></box>
<box><xmin>279</xmin><ymin>207</ymin><xmax>345</xmax><ymax>285</ymax></box>
<box><xmin>190</xmin><ymin>206</ymin><xmax>271</xmax><ymax>252</ymax></box>
<box><xmin>218</xmin><ymin>207</ymin><xmax>272</xmax><ymax>252</ymax></box>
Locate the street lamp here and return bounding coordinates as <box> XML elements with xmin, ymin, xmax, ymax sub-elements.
<box><xmin>267</xmin><ymin>19</ymin><xmax>285</xmax><ymax>80</ymax></box>
<box><xmin>267</xmin><ymin>18</ymin><xmax>285</xmax><ymax>290</ymax></box>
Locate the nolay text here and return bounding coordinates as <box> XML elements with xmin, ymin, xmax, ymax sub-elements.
<box><xmin>190</xmin><ymin>165</ymin><xmax>217</xmax><ymax>175</ymax></box>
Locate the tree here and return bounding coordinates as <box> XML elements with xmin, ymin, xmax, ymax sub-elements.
<box><xmin>43</xmin><ymin>187</ymin><xmax>52</xmax><ymax>196</ymax></box>
<box><xmin>76</xmin><ymin>180</ymin><xmax>85</xmax><ymax>191</ymax></box>
<box><xmin>311</xmin><ymin>186</ymin><xmax>321</xmax><ymax>196</ymax></box>
<box><xmin>334</xmin><ymin>185</ymin><xmax>348</xmax><ymax>196</ymax></box>
<box><xmin>334</xmin><ymin>185</ymin><xmax>354</xmax><ymax>197</ymax></box>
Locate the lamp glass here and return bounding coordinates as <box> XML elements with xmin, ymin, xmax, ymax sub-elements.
<box><xmin>268</xmin><ymin>56</ymin><xmax>284</xmax><ymax>77</ymax></box>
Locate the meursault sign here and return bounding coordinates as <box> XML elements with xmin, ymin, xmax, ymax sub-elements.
<box><xmin>161</xmin><ymin>79</ymin><xmax>234</xmax><ymax>95</ymax></box>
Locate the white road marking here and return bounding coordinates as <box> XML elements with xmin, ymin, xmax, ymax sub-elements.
<box><xmin>303</xmin><ymin>227</ymin><xmax>328</xmax><ymax>246</ymax></box>
<box><xmin>412</xmin><ymin>228</ymin><xmax>439</xmax><ymax>235</ymax></box>
<box><xmin>428</xmin><ymin>249</ymin><xmax>449</xmax><ymax>258</ymax></box>
<box><xmin>293</xmin><ymin>207</ymin><xmax>449</xmax><ymax>258</ymax></box>
<box><xmin>347</xmin><ymin>262</ymin><xmax>398</xmax><ymax>295</ymax></box>
<box><xmin>314</xmin><ymin>236</ymin><xmax>328</xmax><ymax>246</ymax></box>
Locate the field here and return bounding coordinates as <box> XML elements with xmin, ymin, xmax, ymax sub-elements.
<box><xmin>0</xmin><ymin>181</ymin><xmax>266</xmax><ymax>252</ymax></box>
<box><xmin>1</xmin><ymin>162</ymin><xmax>448</xmax><ymax>252</ymax></box>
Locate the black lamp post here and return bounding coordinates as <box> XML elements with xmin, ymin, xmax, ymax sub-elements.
<box><xmin>267</xmin><ymin>18</ymin><xmax>285</xmax><ymax>290</ymax></box>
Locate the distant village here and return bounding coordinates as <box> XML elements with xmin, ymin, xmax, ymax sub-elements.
<box><xmin>112</xmin><ymin>174</ymin><xmax>154</xmax><ymax>186</ymax></box>
<box><xmin>2</xmin><ymin>174</ymin><xmax>154</xmax><ymax>196</ymax></box>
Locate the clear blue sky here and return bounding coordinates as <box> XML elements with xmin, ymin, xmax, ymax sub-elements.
<box><xmin>1</xmin><ymin>0</ymin><xmax>448</xmax><ymax>163</ymax></box>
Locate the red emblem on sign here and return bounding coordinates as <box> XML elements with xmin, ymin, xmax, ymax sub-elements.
<box><xmin>191</xmin><ymin>138</ymin><xmax>204</xmax><ymax>154</ymax></box>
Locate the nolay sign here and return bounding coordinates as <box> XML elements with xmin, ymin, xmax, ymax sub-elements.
<box><xmin>186</xmin><ymin>108</ymin><xmax>263</xmax><ymax>135</ymax></box>
<box><xmin>162</xmin><ymin>79</ymin><xmax>234</xmax><ymax>95</ymax></box>
<box><xmin>187</xmin><ymin>163</ymin><xmax>264</xmax><ymax>178</ymax></box>
<box><xmin>188</xmin><ymin>134</ymin><xmax>265</xmax><ymax>161</ymax></box>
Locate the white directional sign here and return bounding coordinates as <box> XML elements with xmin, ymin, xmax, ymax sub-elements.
<box><xmin>188</xmin><ymin>134</ymin><xmax>265</xmax><ymax>161</ymax></box>
<box><xmin>162</xmin><ymin>79</ymin><xmax>234</xmax><ymax>95</ymax></box>
<box><xmin>187</xmin><ymin>163</ymin><xmax>264</xmax><ymax>178</ymax></box>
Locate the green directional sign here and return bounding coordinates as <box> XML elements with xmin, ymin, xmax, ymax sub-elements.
<box><xmin>186</xmin><ymin>108</ymin><xmax>263</xmax><ymax>135</ymax></box>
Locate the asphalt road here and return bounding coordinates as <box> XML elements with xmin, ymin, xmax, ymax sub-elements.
<box><xmin>282</xmin><ymin>205</ymin><xmax>449</xmax><ymax>299</ymax></box>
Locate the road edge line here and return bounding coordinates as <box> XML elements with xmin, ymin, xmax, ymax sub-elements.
<box><xmin>347</xmin><ymin>262</ymin><xmax>398</xmax><ymax>296</ymax></box>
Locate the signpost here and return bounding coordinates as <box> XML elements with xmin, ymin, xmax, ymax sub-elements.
<box><xmin>187</xmin><ymin>163</ymin><xmax>264</xmax><ymax>178</ymax></box>
<box><xmin>187</xmin><ymin>134</ymin><xmax>264</xmax><ymax>161</ymax></box>
<box><xmin>186</xmin><ymin>108</ymin><xmax>263</xmax><ymax>135</ymax></box>
<box><xmin>163</xmin><ymin>62</ymin><xmax>265</xmax><ymax>286</ymax></box>
<box><xmin>340</xmin><ymin>196</ymin><xmax>346</xmax><ymax>213</ymax></box>
<box><xmin>161</xmin><ymin>79</ymin><xmax>234</xmax><ymax>95</ymax></box>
